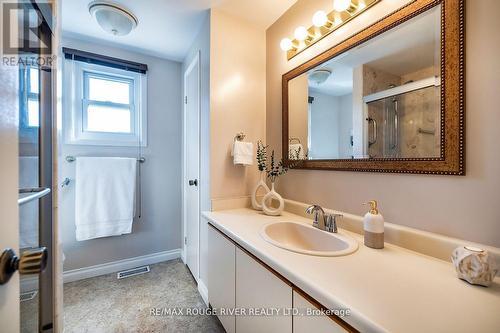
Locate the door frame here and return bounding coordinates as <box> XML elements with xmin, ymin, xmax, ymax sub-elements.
<box><xmin>182</xmin><ymin>51</ymin><xmax>201</xmax><ymax>281</ymax></box>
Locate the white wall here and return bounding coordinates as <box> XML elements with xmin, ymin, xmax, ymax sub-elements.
<box><xmin>210</xmin><ymin>9</ymin><xmax>267</xmax><ymax>199</ymax></box>
<box><xmin>60</xmin><ymin>37</ymin><xmax>183</xmax><ymax>270</ymax></box>
<box><xmin>267</xmin><ymin>0</ymin><xmax>500</xmax><ymax>247</ymax></box>
<box><xmin>182</xmin><ymin>12</ymin><xmax>211</xmax><ymax>286</ymax></box>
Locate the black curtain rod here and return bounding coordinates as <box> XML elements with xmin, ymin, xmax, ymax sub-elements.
<box><xmin>62</xmin><ymin>47</ymin><xmax>148</xmax><ymax>74</ymax></box>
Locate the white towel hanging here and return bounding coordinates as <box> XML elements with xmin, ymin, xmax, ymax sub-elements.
<box><xmin>232</xmin><ymin>141</ymin><xmax>254</xmax><ymax>166</ymax></box>
<box><xmin>75</xmin><ymin>157</ymin><xmax>136</xmax><ymax>241</ymax></box>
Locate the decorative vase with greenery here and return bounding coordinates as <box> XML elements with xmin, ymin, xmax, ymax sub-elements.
<box><xmin>251</xmin><ymin>141</ymin><xmax>270</xmax><ymax>211</ymax></box>
<box><xmin>261</xmin><ymin>147</ymin><xmax>302</xmax><ymax>216</ymax></box>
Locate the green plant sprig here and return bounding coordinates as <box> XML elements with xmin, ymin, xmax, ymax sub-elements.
<box><xmin>255</xmin><ymin>142</ymin><xmax>303</xmax><ymax>183</ymax></box>
<box><xmin>256</xmin><ymin>140</ymin><xmax>268</xmax><ymax>172</ymax></box>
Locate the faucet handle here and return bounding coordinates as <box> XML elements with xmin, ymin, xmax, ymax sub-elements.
<box><xmin>325</xmin><ymin>213</ymin><xmax>343</xmax><ymax>233</ymax></box>
<box><xmin>305</xmin><ymin>205</ymin><xmax>323</xmax><ymax>214</ymax></box>
<box><xmin>306</xmin><ymin>205</ymin><xmax>325</xmax><ymax>229</ymax></box>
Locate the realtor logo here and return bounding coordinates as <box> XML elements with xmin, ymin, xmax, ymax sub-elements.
<box><xmin>1</xmin><ymin>1</ymin><xmax>52</xmax><ymax>55</ymax></box>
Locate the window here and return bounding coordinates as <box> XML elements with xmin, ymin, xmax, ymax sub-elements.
<box><xmin>64</xmin><ymin>61</ymin><xmax>147</xmax><ymax>146</ymax></box>
<box><xmin>20</xmin><ymin>66</ymin><xmax>40</xmax><ymax>128</ymax></box>
<box><xmin>83</xmin><ymin>72</ymin><xmax>134</xmax><ymax>133</ymax></box>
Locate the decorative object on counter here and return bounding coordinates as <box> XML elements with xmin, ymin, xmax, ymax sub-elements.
<box><xmin>363</xmin><ymin>200</ymin><xmax>384</xmax><ymax>249</ymax></box>
<box><xmin>261</xmin><ymin>148</ymin><xmax>302</xmax><ymax>216</ymax></box>
<box><xmin>231</xmin><ymin>132</ymin><xmax>253</xmax><ymax>166</ymax></box>
<box><xmin>262</xmin><ymin>182</ymin><xmax>285</xmax><ymax>216</ymax></box>
<box><xmin>451</xmin><ymin>246</ymin><xmax>498</xmax><ymax>287</ymax></box>
<box><xmin>251</xmin><ymin>141</ymin><xmax>270</xmax><ymax>211</ymax></box>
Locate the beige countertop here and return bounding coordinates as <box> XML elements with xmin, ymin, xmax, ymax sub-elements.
<box><xmin>203</xmin><ymin>208</ymin><xmax>500</xmax><ymax>333</ymax></box>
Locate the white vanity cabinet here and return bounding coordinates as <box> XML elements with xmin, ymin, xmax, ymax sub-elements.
<box><xmin>207</xmin><ymin>225</ymin><xmax>236</xmax><ymax>333</ymax></box>
<box><xmin>235</xmin><ymin>247</ymin><xmax>292</xmax><ymax>333</ymax></box>
<box><xmin>208</xmin><ymin>224</ymin><xmax>355</xmax><ymax>333</ymax></box>
<box><xmin>293</xmin><ymin>291</ymin><xmax>348</xmax><ymax>333</ymax></box>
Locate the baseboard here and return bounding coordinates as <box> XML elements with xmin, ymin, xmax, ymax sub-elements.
<box><xmin>198</xmin><ymin>279</ymin><xmax>208</xmax><ymax>306</ymax></box>
<box><xmin>63</xmin><ymin>249</ymin><xmax>181</xmax><ymax>284</ymax></box>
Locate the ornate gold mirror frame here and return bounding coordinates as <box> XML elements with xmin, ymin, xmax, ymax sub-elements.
<box><xmin>282</xmin><ymin>0</ymin><xmax>465</xmax><ymax>175</ymax></box>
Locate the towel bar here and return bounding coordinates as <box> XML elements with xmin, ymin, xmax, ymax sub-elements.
<box><xmin>65</xmin><ymin>156</ymin><xmax>146</xmax><ymax>163</ymax></box>
<box><xmin>18</xmin><ymin>188</ymin><xmax>51</xmax><ymax>206</ymax></box>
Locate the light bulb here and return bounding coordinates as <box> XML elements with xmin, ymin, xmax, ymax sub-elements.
<box><xmin>333</xmin><ymin>0</ymin><xmax>351</xmax><ymax>12</ymax></box>
<box><xmin>333</xmin><ymin>12</ymin><xmax>343</xmax><ymax>25</ymax></box>
<box><xmin>358</xmin><ymin>0</ymin><xmax>367</xmax><ymax>10</ymax></box>
<box><xmin>312</xmin><ymin>10</ymin><xmax>328</xmax><ymax>27</ymax></box>
<box><xmin>294</xmin><ymin>26</ymin><xmax>309</xmax><ymax>41</ymax></box>
<box><xmin>280</xmin><ymin>38</ymin><xmax>293</xmax><ymax>51</ymax></box>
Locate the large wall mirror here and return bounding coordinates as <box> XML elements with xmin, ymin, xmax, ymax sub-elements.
<box><xmin>283</xmin><ymin>0</ymin><xmax>465</xmax><ymax>175</ymax></box>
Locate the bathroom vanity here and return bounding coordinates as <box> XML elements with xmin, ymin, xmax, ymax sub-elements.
<box><xmin>204</xmin><ymin>208</ymin><xmax>500</xmax><ymax>333</ymax></box>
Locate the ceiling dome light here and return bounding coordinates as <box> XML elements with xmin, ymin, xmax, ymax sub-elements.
<box><xmin>309</xmin><ymin>69</ymin><xmax>332</xmax><ymax>85</ymax></box>
<box><xmin>280</xmin><ymin>38</ymin><xmax>293</xmax><ymax>51</ymax></box>
<box><xmin>312</xmin><ymin>11</ymin><xmax>329</xmax><ymax>27</ymax></box>
<box><xmin>89</xmin><ymin>1</ymin><xmax>138</xmax><ymax>36</ymax></box>
<box><xmin>333</xmin><ymin>0</ymin><xmax>352</xmax><ymax>12</ymax></box>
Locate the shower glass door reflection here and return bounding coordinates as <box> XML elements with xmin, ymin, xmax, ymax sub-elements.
<box><xmin>366</xmin><ymin>85</ymin><xmax>441</xmax><ymax>159</ymax></box>
<box><xmin>19</xmin><ymin>64</ymin><xmax>41</xmax><ymax>333</ymax></box>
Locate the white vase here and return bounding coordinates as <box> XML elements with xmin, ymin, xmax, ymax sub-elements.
<box><xmin>251</xmin><ymin>171</ymin><xmax>270</xmax><ymax>211</ymax></box>
<box><xmin>262</xmin><ymin>182</ymin><xmax>284</xmax><ymax>216</ymax></box>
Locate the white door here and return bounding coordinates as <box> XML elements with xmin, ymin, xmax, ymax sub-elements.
<box><xmin>0</xmin><ymin>56</ymin><xmax>21</xmax><ymax>333</ymax></box>
<box><xmin>184</xmin><ymin>53</ymin><xmax>201</xmax><ymax>280</ymax></box>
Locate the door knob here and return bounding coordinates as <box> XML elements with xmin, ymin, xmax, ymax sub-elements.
<box><xmin>189</xmin><ymin>179</ymin><xmax>198</xmax><ymax>186</ymax></box>
<box><xmin>0</xmin><ymin>247</ymin><xmax>47</xmax><ymax>285</ymax></box>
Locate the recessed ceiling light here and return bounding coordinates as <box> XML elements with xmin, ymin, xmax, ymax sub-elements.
<box><xmin>88</xmin><ymin>1</ymin><xmax>138</xmax><ymax>36</ymax></box>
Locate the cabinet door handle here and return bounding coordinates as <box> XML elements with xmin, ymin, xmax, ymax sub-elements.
<box><xmin>189</xmin><ymin>179</ymin><xmax>198</xmax><ymax>187</ymax></box>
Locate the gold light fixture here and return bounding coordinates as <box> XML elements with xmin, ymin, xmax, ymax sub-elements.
<box><xmin>281</xmin><ymin>0</ymin><xmax>380</xmax><ymax>60</ymax></box>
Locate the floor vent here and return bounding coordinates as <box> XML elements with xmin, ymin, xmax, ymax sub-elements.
<box><xmin>20</xmin><ymin>290</ymin><xmax>38</xmax><ymax>302</ymax></box>
<box><xmin>117</xmin><ymin>265</ymin><xmax>150</xmax><ymax>279</ymax></box>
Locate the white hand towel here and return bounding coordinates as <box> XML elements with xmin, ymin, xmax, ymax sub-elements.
<box><xmin>75</xmin><ymin>157</ymin><xmax>136</xmax><ymax>241</ymax></box>
<box><xmin>232</xmin><ymin>141</ymin><xmax>254</xmax><ymax>166</ymax></box>
<box><xmin>289</xmin><ymin>144</ymin><xmax>305</xmax><ymax>160</ymax></box>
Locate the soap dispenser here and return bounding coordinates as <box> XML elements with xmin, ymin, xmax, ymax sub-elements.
<box><xmin>363</xmin><ymin>200</ymin><xmax>384</xmax><ymax>249</ymax></box>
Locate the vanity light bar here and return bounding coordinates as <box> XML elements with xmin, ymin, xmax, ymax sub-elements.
<box><xmin>280</xmin><ymin>0</ymin><xmax>381</xmax><ymax>60</ymax></box>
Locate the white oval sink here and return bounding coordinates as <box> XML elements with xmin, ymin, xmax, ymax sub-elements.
<box><xmin>260</xmin><ymin>221</ymin><xmax>358</xmax><ymax>257</ymax></box>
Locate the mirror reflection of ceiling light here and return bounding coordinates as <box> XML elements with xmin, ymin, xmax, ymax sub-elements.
<box><xmin>88</xmin><ymin>1</ymin><xmax>138</xmax><ymax>36</ymax></box>
<box><xmin>309</xmin><ymin>69</ymin><xmax>332</xmax><ymax>85</ymax></box>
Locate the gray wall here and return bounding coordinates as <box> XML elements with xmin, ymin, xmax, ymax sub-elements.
<box><xmin>60</xmin><ymin>37</ymin><xmax>183</xmax><ymax>271</ymax></box>
<box><xmin>309</xmin><ymin>91</ymin><xmax>340</xmax><ymax>159</ymax></box>
<box><xmin>182</xmin><ymin>12</ymin><xmax>211</xmax><ymax>286</ymax></box>
<box><xmin>338</xmin><ymin>94</ymin><xmax>353</xmax><ymax>158</ymax></box>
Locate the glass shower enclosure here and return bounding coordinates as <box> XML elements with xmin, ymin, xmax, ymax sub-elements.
<box><xmin>364</xmin><ymin>78</ymin><xmax>441</xmax><ymax>159</ymax></box>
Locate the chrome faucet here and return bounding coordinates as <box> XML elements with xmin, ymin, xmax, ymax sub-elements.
<box><xmin>305</xmin><ymin>205</ymin><xmax>343</xmax><ymax>233</ymax></box>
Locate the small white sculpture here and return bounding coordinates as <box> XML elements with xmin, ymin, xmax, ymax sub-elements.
<box><xmin>451</xmin><ymin>246</ymin><xmax>498</xmax><ymax>287</ymax></box>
